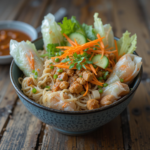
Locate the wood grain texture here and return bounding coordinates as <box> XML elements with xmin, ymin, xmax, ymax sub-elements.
<box><xmin>0</xmin><ymin>100</ymin><xmax>42</xmax><ymax>150</ymax></box>
<box><xmin>0</xmin><ymin>82</ymin><xmax>18</xmax><ymax>134</ymax></box>
<box><xmin>41</xmin><ymin>116</ymin><xmax>124</xmax><ymax>150</ymax></box>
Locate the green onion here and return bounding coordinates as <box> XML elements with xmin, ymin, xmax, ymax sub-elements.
<box><xmin>34</xmin><ymin>71</ymin><xmax>38</xmax><ymax>79</ymax></box>
<box><xmin>120</xmin><ymin>79</ymin><xmax>124</xmax><ymax>82</ymax></box>
<box><xmin>55</xmin><ymin>58</ymin><xmax>60</xmax><ymax>62</ymax></box>
<box><xmin>59</xmin><ymin>78</ymin><xmax>63</xmax><ymax>81</ymax></box>
<box><xmin>98</xmin><ymin>85</ymin><xmax>103</xmax><ymax>88</ymax></box>
<box><xmin>57</xmin><ymin>69</ymin><xmax>63</xmax><ymax>73</ymax></box>
<box><xmin>53</xmin><ymin>74</ymin><xmax>58</xmax><ymax>79</ymax></box>
<box><xmin>45</xmin><ymin>86</ymin><xmax>50</xmax><ymax>89</ymax></box>
<box><xmin>93</xmin><ymin>47</ymin><xmax>97</xmax><ymax>50</ymax></box>
<box><xmin>99</xmin><ymin>89</ymin><xmax>103</xmax><ymax>93</ymax></box>
<box><xmin>103</xmin><ymin>83</ymin><xmax>108</xmax><ymax>87</ymax></box>
<box><xmin>49</xmin><ymin>62</ymin><xmax>53</xmax><ymax>65</ymax></box>
<box><xmin>32</xmin><ymin>88</ymin><xmax>37</xmax><ymax>93</ymax></box>
<box><xmin>32</xmin><ymin>70</ymin><xmax>35</xmax><ymax>73</ymax></box>
<box><xmin>79</xmin><ymin>75</ymin><xmax>82</xmax><ymax>78</ymax></box>
<box><xmin>50</xmin><ymin>66</ymin><xmax>54</xmax><ymax>69</ymax></box>
<box><xmin>98</xmin><ymin>77</ymin><xmax>103</xmax><ymax>80</ymax></box>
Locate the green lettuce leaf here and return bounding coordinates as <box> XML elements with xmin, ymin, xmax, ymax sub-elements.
<box><xmin>82</xmin><ymin>23</ymin><xmax>96</xmax><ymax>40</ymax></box>
<box><xmin>58</xmin><ymin>17</ymin><xmax>76</xmax><ymax>35</ymax></box>
<box><xmin>117</xmin><ymin>31</ymin><xmax>137</xmax><ymax>56</ymax></box>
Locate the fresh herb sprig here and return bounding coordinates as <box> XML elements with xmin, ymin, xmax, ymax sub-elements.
<box><xmin>61</xmin><ymin>52</ymin><xmax>93</xmax><ymax>70</ymax></box>
<box><xmin>40</xmin><ymin>43</ymin><xmax>64</xmax><ymax>58</ymax></box>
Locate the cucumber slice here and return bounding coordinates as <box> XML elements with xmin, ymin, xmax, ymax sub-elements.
<box><xmin>92</xmin><ymin>54</ymin><xmax>109</xmax><ymax>69</ymax></box>
<box><xmin>67</xmin><ymin>32</ymin><xmax>86</xmax><ymax>46</ymax></box>
<box><xmin>76</xmin><ymin>29</ymin><xmax>86</xmax><ymax>36</ymax></box>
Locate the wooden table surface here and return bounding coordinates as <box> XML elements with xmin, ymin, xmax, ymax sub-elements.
<box><xmin>0</xmin><ymin>0</ymin><xmax>150</xmax><ymax>149</ymax></box>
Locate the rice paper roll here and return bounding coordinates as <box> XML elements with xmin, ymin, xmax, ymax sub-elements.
<box><xmin>10</xmin><ymin>40</ymin><xmax>44</xmax><ymax>77</ymax></box>
<box><xmin>106</xmin><ymin>54</ymin><xmax>142</xmax><ymax>84</ymax></box>
<box><xmin>41</xmin><ymin>13</ymin><xmax>63</xmax><ymax>48</ymax></box>
<box><xmin>102</xmin><ymin>81</ymin><xmax>130</xmax><ymax>99</ymax></box>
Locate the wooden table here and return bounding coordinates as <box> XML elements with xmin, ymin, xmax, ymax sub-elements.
<box><xmin>0</xmin><ymin>0</ymin><xmax>150</xmax><ymax>149</ymax></box>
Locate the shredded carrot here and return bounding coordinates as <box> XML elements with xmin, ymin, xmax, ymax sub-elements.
<box><xmin>83</xmin><ymin>83</ymin><xmax>88</xmax><ymax>96</ymax></box>
<box><xmin>89</xmin><ymin>53</ymin><xmax>97</xmax><ymax>75</ymax></box>
<box><xmin>90</xmin><ymin>75</ymin><xmax>104</xmax><ymax>86</ymax></box>
<box><xmin>97</xmin><ymin>34</ymin><xmax>105</xmax><ymax>59</ymax></box>
<box><xmin>88</xmin><ymin>49</ymin><xmax>117</xmax><ymax>54</ymax></box>
<box><xmin>26</xmin><ymin>52</ymin><xmax>35</xmax><ymax>70</ymax></box>
<box><xmin>105</xmin><ymin>47</ymin><xmax>114</xmax><ymax>51</ymax></box>
<box><xmin>114</xmin><ymin>40</ymin><xmax>119</xmax><ymax>61</ymax></box>
<box><xmin>63</xmin><ymin>33</ymin><xmax>76</xmax><ymax>46</ymax></box>
<box><xmin>62</xmin><ymin>102</ymin><xmax>68</xmax><ymax>108</ymax></box>
<box><xmin>105</xmin><ymin>68</ymin><xmax>113</xmax><ymax>72</ymax></box>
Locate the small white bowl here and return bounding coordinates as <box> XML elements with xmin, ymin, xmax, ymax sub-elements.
<box><xmin>0</xmin><ymin>21</ymin><xmax>38</xmax><ymax>64</ymax></box>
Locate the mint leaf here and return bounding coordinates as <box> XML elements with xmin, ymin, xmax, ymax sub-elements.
<box><xmin>58</xmin><ymin>17</ymin><xmax>76</xmax><ymax>35</ymax></box>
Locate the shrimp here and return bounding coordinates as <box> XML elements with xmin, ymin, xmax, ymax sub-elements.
<box><xmin>42</xmin><ymin>91</ymin><xmax>76</xmax><ymax>111</ymax></box>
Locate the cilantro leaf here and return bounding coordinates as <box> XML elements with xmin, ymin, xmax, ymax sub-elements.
<box><xmin>58</xmin><ymin>17</ymin><xmax>76</xmax><ymax>35</ymax></box>
<box><xmin>69</xmin><ymin>63</ymin><xmax>75</xmax><ymax>69</ymax></box>
<box><xmin>76</xmin><ymin>64</ymin><xmax>82</xmax><ymax>70</ymax></box>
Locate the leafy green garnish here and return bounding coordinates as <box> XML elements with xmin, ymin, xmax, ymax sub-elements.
<box><xmin>40</xmin><ymin>43</ymin><xmax>60</xmax><ymax>58</ymax></box>
<box><xmin>82</xmin><ymin>23</ymin><xmax>97</xmax><ymax>40</ymax></box>
<box><xmin>103</xmin><ymin>71</ymin><xmax>109</xmax><ymax>80</ymax></box>
<box><xmin>58</xmin><ymin>17</ymin><xmax>76</xmax><ymax>35</ymax></box>
<box><xmin>34</xmin><ymin>71</ymin><xmax>38</xmax><ymax>79</ymax></box>
<box><xmin>61</xmin><ymin>52</ymin><xmax>93</xmax><ymax>70</ymax></box>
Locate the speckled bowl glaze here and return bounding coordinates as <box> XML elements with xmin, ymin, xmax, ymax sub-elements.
<box><xmin>10</xmin><ymin>37</ymin><xmax>143</xmax><ymax>135</ymax></box>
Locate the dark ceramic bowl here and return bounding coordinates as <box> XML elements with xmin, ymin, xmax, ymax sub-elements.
<box><xmin>10</xmin><ymin>37</ymin><xmax>143</xmax><ymax>135</ymax></box>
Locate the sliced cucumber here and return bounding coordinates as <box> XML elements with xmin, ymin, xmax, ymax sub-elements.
<box><xmin>67</xmin><ymin>32</ymin><xmax>86</xmax><ymax>46</ymax></box>
<box><xmin>76</xmin><ymin>29</ymin><xmax>86</xmax><ymax>36</ymax></box>
<box><xmin>92</xmin><ymin>54</ymin><xmax>109</xmax><ymax>69</ymax></box>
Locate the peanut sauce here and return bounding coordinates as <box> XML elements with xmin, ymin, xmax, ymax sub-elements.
<box><xmin>0</xmin><ymin>29</ymin><xmax>31</xmax><ymax>56</ymax></box>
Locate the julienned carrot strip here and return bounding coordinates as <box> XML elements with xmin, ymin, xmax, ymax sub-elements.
<box><xmin>51</xmin><ymin>37</ymin><xmax>105</xmax><ymax>60</ymax></box>
<box><xmin>26</xmin><ymin>52</ymin><xmax>35</xmax><ymax>70</ymax></box>
<box><xmin>88</xmin><ymin>49</ymin><xmax>117</xmax><ymax>54</ymax></box>
<box><xmin>30</xmin><ymin>52</ymin><xmax>35</xmax><ymax>70</ymax></box>
<box><xmin>54</xmin><ymin>64</ymin><xmax>70</xmax><ymax>69</ymax></box>
<box><xmin>105</xmin><ymin>47</ymin><xmax>114</xmax><ymax>51</ymax></box>
<box><xmin>90</xmin><ymin>81</ymin><xmax>103</xmax><ymax>86</ymax></box>
<box><xmin>63</xmin><ymin>33</ymin><xmax>76</xmax><ymax>46</ymax></box>
<box><xmin>92</xmin><ymin>75</ymin><xmax>104</xmax><ymax>86</ymax></box>
<box><xmin>83</xmin><ymin>83</ymin><xmax>89</xmax><ymax>96</ymax></box>
<box><xmin>105</xmin><ymin>68</ymin><xmax>113</xmax><ymax>72</ymax></box>
<box><xmin>89</xmin><ymin>64</ymin><xmax>97</xmax><ymax>75</ymax></box>
<box><xmin>114</xmin><ymin>40</ymin><xmax>119</xmax><ymax>61</ymax></box>
<box><xmin>97</xmin><ymin>34</ymin><xmax>105</xmax><ymax>59</ymax></box>
<box><xmin>26</xmin><ymin>55</ymin><xmax>32</xmax><ymax>69</ymax></box>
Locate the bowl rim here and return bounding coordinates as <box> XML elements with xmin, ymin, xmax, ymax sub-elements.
<box><xmin>0</xmin><ymin>20</ymin><xmax>37</xmax><ymax>59</ymax></box>
<box><xmin>10</xmin><ymin>37</ymin><xmax>143</xmax><ymax>115</ymax></box>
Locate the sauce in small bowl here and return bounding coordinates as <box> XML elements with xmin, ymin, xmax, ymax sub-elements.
<box><xmin>0</xmin><ymin>21</ymin><xmax>37</xmax><ymax>64</ymax></box>
<box><xmin>0</xmin><ymin>29</ymin><xmax>31</xmax><ymax>56</ymax></box>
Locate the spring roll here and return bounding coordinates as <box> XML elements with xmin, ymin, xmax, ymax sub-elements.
<box><xmin>102</xmin><ymin>81</ymin><xmax>130</xmax><ymax>99</ymax></box>
<box><xmin>41</xmin><ymin>13</ymin><xmax>63</xmax><ymax>48</ymax></box>
<box><xmin>10</xmin><ymin>40</ymin><xmax>44</xmax><ymax>77</ymax></box>
<box><xmin>106</xmin><ymin>54</ymin><xmax>142</xmax><ymax>84</ymax></box>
